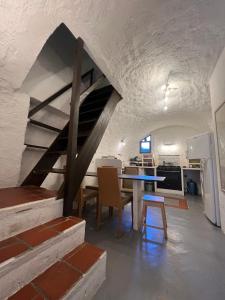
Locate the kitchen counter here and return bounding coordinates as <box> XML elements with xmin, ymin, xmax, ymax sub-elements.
<box><xmin>128</xmin><ymin>165</ymin><xmax>201</xmax><ymax>171</ymax></box>
<box><xmin>126</xmin><ymin>165</ymin><xmax>202</xmax><ymax>195</ymax></box>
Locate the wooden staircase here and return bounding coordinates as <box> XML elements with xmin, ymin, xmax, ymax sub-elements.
<box><xmin>0</xmin><ymin>36</ymin><xmax>120</xmax><ymax>299</ymax></box>
<box><xmin>21</xmin><ymin>37</ymin><xmax>121</xmax><ymax>216</ymax></box>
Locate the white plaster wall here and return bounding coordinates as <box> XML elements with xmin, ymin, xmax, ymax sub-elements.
<box><xmin>209</xmin><ymin>46</ymin><xmax>225</xmax><ymax>233</ymax></box>
<box><xmin>0</xmin><ymin>0</ymin><xmax>225</xmax><ymax>188</ymax></box>
<box><xmin>150</xmin><ymin>126</ymin><xmax>198</xmax><ymax>166</ymax></box>
<box><xmin>93</xmin><ymin>106</ymin><xmax>210</xmax><ymax>166</ymax></box>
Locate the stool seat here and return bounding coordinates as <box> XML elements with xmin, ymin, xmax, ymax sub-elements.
<box><xmin>143</xmin><ymin>194</ymin><xmax>164</xmax><ymax>203</ymax></box>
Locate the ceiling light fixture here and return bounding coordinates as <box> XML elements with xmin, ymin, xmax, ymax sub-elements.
<box><xmin>162</xmin><ymin>71</ymin><xmax>173</xmax><ymax>112</ymax></box>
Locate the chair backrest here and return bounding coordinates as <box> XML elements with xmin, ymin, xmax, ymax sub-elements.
<box><xmin>122</xmin><ymin>167</ymin><xmax>139</xmax><ymax>189</ymax></box>
<box><xmin>97</xmin><ymin>167</ymin><xmax>122</xmax><ymax>208</ymax></box>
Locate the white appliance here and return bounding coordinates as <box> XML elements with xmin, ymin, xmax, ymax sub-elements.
<box><xmin>187</xmin><ymin>132</ymin><xmax>220</xmax><ymax>226</ymax></box>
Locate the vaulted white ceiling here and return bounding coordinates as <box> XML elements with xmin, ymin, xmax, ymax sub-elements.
<box><xmin>1</xmin><ymin>0</ymin><xmax>225</xmax><ymax>184</ymax></box>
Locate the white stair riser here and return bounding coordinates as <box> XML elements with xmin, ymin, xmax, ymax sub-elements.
<box><xmin>65</xmin><ymin>253</ymin><xmax>107</xmax><ymax>300</ymax></box>
<box><xmin>0</xmin><ymin>198</ymin><xmax>63</xmax><ymax>241</ymax></box>
<box><xmin>0</xmin><ymin>221</ymin><xmax>85</xmax><ymax>299</ymax></box>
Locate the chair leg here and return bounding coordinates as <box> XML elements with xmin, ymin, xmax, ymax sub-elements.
<box><xmin>116</xmin><ymin>208</ymin><xmax>123</xmax><ymax>238</ymax></box>
<box><xmin>97</xmin><ymin>202</ymin><xmax>102</xmax><ymax>230</ymax></box>
<box><xmin>131</xmin><ymin>201</ymin><xmax>134</xmax><ymax>228</ymax></box>
<box><xmin>109</xmin><ymin>206</ymin><xmax>114</xmax><ymax>217</ymax></box>
<box><xmin>161</xmin><ymin>205</ymin><xmax>168</xmax><ymax>239</ymax></box>
<box><xmin>95</xmin><ymin>196</ymin><xmax>99</xmax><ymax>220</ymax></box>
<box><xmin>78</xmin><ymin>198</ymin><xmax>84</xmax><ymax>218</ymax></box>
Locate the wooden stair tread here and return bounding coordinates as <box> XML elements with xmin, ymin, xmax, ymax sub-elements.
<box><xmin>49</xmin><ymin>168</ymin><xmax>66</xmax><ymax>174</ymax></box>
<box><xmin>29</xmin><ymin>120</ymin><xmax>61</xmax><ymax>133</ymax></box>
<box><xmin>85</xmin><ymin>85</ymin><xmax>113</xmax><ymax>100</ymax></box>
<box><xmin>9</xmin><ymin>242</ymin><xmax>105</xmax><ymax>300</ymax></box>
<box><xmin>0</xmin><ymin>186</ymin><xmax>57</xmax><ymax>209</ymax></box>
<box><xmin>79</xmin><ymin>106</ymin><xmax>104</xmax><ymax>116</ymax></box>
<box><xmin>79</xmin><ymin>118</ymin><xmax>98</xmax><ymax>125</ymax></box>
<box><xmin>30</xmin><ymin>97</ymin><xmax>70</xmax><ymax>118</ymax></box>
<box><xmin>48</xmin><ymin>150</ymin><xmax>67</xmax><ymax>155</ymax></box>
<box><xmin>80</xmin><ymin>97</ymin><xmax>107</xmax><ymax>110</ymax></box>
<box><xmin>25</xmin><ymin>144</ymin><xmax>48</xmax><ymax>150</ymax></box>
<box><xmin>0</xmin><ymin>217</ymin><xmax>83</xmax><ymax>265</ymax></box>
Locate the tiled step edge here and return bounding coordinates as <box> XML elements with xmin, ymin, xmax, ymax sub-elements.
<box><xmin>0</xmin><ymin>198</ymin><xmax>63</xmax><ymax>241</ymax></box>
<box><xmin>9</xmin><ymin>243</ymin><xmax>107</xmax><ymax>300</ymax></box>
<box><xmin>0</xmin><ymin>217</ymin><xmax>85</xmax><ymax>299</ymax></box>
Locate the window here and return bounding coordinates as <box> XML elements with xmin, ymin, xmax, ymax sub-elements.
<box><xmin>139</xmin><ymin>135</ymin><xmax>151</xmax><ymax>153</ymax></box>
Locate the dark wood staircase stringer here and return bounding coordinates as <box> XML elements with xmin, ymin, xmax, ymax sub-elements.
<box><xmin>63</xmin><ymin>89</ymin><xmax>122</xmax><ymax>216</ymax></box>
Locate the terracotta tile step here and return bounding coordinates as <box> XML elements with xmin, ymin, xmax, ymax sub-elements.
<box><xmin>0</xmin><ymin>216</ymin><xmax>83</xmax><ymax>265</ymax></box>
<box><xmin>0</xmin><ymin>186</ymin><xmax>57</xmax><ymax>209</ymax></box>
<box><xmin>9</xmin><ymin>242</ymin><xmax>105</xmax><ymax>300</ymax></box>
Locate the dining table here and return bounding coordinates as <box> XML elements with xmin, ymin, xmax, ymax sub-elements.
<box><xmin>85</xmin><ymin>172</ymin><xmax>165</xmax><ymax>231</ymax></box>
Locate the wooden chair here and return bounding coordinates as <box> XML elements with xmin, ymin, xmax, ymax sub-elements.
<box><xmin>141</xmin><ymin>194</ymin><xmax>167</xmax><ymax>239</ymax></box>
<box><xmin>85</xmin><ymin>166</ymin><xmax>115</xmax><ymax>191</ymax></box>
<box><xmin>77</xmin><ymin>188</ymin><xmax>99</xmax><ymax>218</ymax></box>
<box><xmin>97</xmin><ymin>167</ymin><xmax>133</xmax><ymax>235</ymax></box>
<box><xmin>121</xmin><ymin>166</ymin><xmax>139</xmax><ymax>193</ymax></box>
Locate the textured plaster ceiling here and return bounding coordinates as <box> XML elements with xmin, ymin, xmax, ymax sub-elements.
<box><xmin>1</xmin><ymin>0</ymin><xmax>225</xmax><ymax>186</ymax></box>
<box><xmin>88</xmin><ymin>0</ymin><xmax>225</xmax><ymax>119</ymax></box>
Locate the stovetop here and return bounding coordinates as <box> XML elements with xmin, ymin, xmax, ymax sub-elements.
<box><xmin>157</xmin><ymin>165</ymin><xmax>181</xmax><ymax>171</ymax></box>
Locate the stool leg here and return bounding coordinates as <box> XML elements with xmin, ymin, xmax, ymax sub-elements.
<box><xmin>144</xmin><ymin>205</ymin><xmax>147</xmax><ymax>224</ymax></box>
<box><xmin>161</xmin><ymin>205</ymin><xmax>168</xmax><ymax>239</ymax></box>
<box><xmin>116</xmin><ymin>208</ymin><xmax>123</xmax><ymax>238</ymax></box>
<box><xmin>141</xmin><ymin>204</ymin><xmax>146</xmax><ymax>230</ymax></box>
<box><xmin>131</xmin><ymin>200</ymin><xmax>134</xmax><ymax>228</ymax></box>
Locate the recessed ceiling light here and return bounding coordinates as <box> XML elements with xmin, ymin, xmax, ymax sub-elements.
<box><xmin>164</xmin><ymin>106</ymin><xmax>168</xmax><ymax>111</ymax></box>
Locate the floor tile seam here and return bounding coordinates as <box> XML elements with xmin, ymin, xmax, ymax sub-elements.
<box><xmin>14</xmin><ymin>236</ymin><xmax>34</xmax><ymax>250</ymax></box>
<box><xmin>31</xmin><ymin>282</ymin><xmax>49</xmax><ymax>300</ymax></box>
<box><xmin>61</xmin><ymin>259</ymin><xmax>84</xmax><ymax>277</ymax></box>
<box><xmin>63</xmin><ymin>242</ymin><xmax>87</xmax><ymax>260</ymax></box>
<box><xmin>0</xmin><ymin>239</ymin><xmax>20</xmax><ymax>251</ymax></box>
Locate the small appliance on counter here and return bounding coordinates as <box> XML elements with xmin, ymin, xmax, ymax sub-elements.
<box><xmin>188</xmin><ymin>159</ymin><xmax>201</xmax><ymax>169</ymax></box>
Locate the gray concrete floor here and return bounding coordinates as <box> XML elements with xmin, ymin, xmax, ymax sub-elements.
<box><xmin>85</xmin><ymin>196</ymin><xmax>225</xmax><ymax>300</ymax></box>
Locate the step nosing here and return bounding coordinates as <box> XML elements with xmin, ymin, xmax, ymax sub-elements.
<box><xmin>31</xmin><ymin>282</ymin><xmax>49</xmax><ymax>300</ymax></box>
<box><xmin>0</xmin><ymin>220</ymin><xmax>84</xmax><ymax>267</ymax></box>
<box><xmin>9</xmin><ymin>242</ymin><xmax>105</xmax><ymax>299</ymax></box>
<box><xmin>0</xmin><ymin>196</ymin><xmax>56</xmax><ymax>212</ymax></box>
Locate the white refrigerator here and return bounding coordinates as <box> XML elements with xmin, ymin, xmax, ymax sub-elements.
<box><xmin>187</xmin><ymin>132</ymin><xmax>220</xmax><ymax>226</ymax></box>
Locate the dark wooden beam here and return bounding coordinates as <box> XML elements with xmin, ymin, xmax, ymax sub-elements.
<box><xmin>63</xmin><ymin>37</ymin><xmax>84</xmax><ymax>216</ymax></box>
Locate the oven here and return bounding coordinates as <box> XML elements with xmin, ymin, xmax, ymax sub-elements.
<box><xmin>156</xmin><ymin>166</ymin><xmax>182</xmax><ymax>191</ymax></box>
